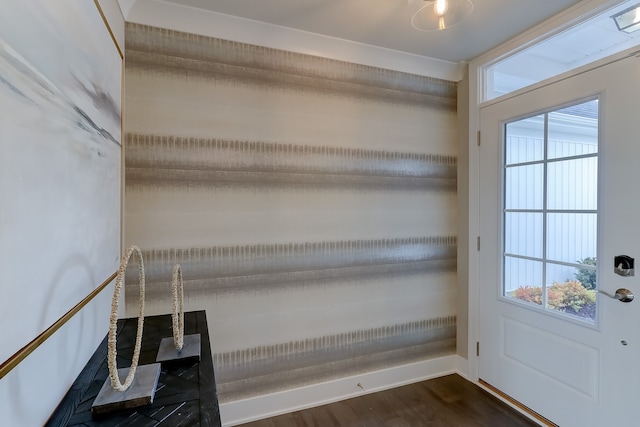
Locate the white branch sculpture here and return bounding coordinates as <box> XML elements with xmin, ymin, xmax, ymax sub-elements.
<box><xmin>108</xmin><ymin>245</ymin><xmax>146</xmax><ymax>392</ymax></box>
<box><xmin>171</xmin><ymin>264</ymin><xmax>185</xmax><ymax>351</ymax></box>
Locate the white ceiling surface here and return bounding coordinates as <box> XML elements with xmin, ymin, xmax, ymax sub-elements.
<box><xmin>137</xmin><ymin>0</ymin><xmax>583</xmax><ymax>64</ymax></box>
<box><xmin>120</xmin><ymin>0</ymin><xmax>640</xmax><ymax>83</ymax></box>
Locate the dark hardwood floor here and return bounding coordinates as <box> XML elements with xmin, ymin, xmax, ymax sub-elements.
<box><xmin>239</xmin><ymin>374</ymin><xmax>540</xmax><ymax>427</ymax></box>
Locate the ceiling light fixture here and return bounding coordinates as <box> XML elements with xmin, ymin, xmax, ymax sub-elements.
<box><xmin>408</xmin><ymin>0</ymin><xmax>473</xmax><ymax>31</ymax></box>
<box><xmin>611</xmin><ymin>3</ymin><xmax>640</xmax><ymax>33</ymax></box>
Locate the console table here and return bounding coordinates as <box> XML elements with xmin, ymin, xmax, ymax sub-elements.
<box><xmin>47</xmin><ymin>311</ymin><xmax>221</xmax><ymax>426</ymax></box>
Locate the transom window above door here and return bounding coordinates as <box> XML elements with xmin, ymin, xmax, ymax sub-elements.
<box><xmin>502</xmin><ymin>98</ymin><xmax>598</xmax><ymax>324</ymax></box>
<box><xmin>482</xmin><ymin>1</ymin><xmax>640</xmax><ymax>102</ymax></box>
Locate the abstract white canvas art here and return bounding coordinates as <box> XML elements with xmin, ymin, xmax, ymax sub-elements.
<box><xmin>0</xmin><ymin>0</ymin><xmax>121</xmax><ymax>363</ymax></box>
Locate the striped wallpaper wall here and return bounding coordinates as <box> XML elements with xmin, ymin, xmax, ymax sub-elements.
<box><xmin>124</xmin><ymin>23</ymin><xmax>458</xmax><ymax>403</ymax></box>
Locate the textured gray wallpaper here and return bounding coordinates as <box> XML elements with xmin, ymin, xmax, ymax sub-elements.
<box><xmin>125</xmin><ymin>23</ymin><xmax>456</xmax><ymax>110</ymax></box>
<box><xmin>126</xmin><ymin>133</ymin><xmax>457</xmax><ymax>191</ymax></box>
<box><xmin>124</xmin><ymin>23</ymin><xmax>458</xmax><ymax>403</ymax></box>
<box><xmin>126</xmin><ymin>236</ymin><xmax>457</xmax><ymax>301</ymax></box>
<box><xmin>214</xmin><ymin>316</ymin><xmax>456</xmax><ymax>402</ymax></box>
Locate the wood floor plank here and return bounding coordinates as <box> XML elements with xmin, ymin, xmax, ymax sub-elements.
<box><xmin>373</xmin><ymin>386</ymin><xmax>431</xmax><ymax>426</ymax></box>
<box><xmin>391</xmin><ymin>383</ymin><xmax>443</xmax><ymax>424</ymax></box>
<box><xmin>301</xmin><ymin>405</ymin><xmax>341</xmax><ymax>427</ymax></box>
<box><xmin>342</xmin><ymin>392</ymin><xmax>387</xmax><ymax>426</ymax></box>
<box><xmin>367</xmin><ymin>388</ymin><xmax>406</xmax><ymax>424</ymax></box>
<box><xmin>421</xmin><ymin>376</ymin><xmax>536</xmax><ymax>427</ymax></box>
<box><xmin>239</xmin><ymin>375</ymin><xmax>539</xmax><ymax>427</ymax></box>
<box><xmin>269</xmin><ymin>413</ymin><xmax>306</xmax><ymax>427</ymax></box>
<box><xmin>324</xmin><ymin>399</ymin><xmax>364</xmax><ymax>427</ymax></box>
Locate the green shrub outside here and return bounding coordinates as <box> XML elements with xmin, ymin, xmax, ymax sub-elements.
<box><xmin>574</xmin><ymin>257</ymin><xmax>597</xmax><ymax>290</ymax></box>
<box><xmin>511</xmin><ymin>280</ymin><xmax>596</xmax><ymax>313</ymax></box>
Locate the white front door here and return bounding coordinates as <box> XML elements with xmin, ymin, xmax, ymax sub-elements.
<box><xmin>478</xmin><ymin>54</ymin><xmax>640</xmax><ymax>426</ymax></box>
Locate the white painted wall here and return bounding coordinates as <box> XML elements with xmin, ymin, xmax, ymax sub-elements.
<box><xmin>456</xmin><ymin>65</ymin><xmax>470</xmax><ymax>360</ymax></box>
<box><xmin>0</xmin><ymin>1</ymin><xmax>124</xmax><ymax>425</ymax></box>
<box><xmin>98</xmin><ymin>0</ymin><xmax>125</xmax><ymax>52</ymax></box>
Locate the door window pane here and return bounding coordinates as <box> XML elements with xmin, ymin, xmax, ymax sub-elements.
<box><xmin>547</xmin><ymin>157</ymin><xmax>598</xmax><ymax>210</ymax></box>
<box><xmin>505</xmin><ymin>212</ymin><xmax>543</xmax><ymax>258</ymax></box>
<box><xmin>548</xmin><ymin>138</ymin><xmax>598</xmax><ymax>159</ymax></box>
<box><xmin>503</xmin><ymin>99</ymin><xmax>598</xmax><ymax>324</ymax></box>
<box><xmin>504</xmin><ymin>256</ymin><xmax>543</xmax><ymax>305</ymax></box>
<box><xmin>546</xmin><ymin>263</ymin><xmax>596</xmax><ymax>321</ymax></box>
<box><xmin>548</xmin><ymin>100</ymin><xmax>598</xmax><ymax>160</ymax></box>
<box><xmin>505</xmin><ymin>164</ymin><xmax>544</xmax><ymax>210</ymax></box>
<box><xmin>505</xmin><ymin>115</ymin><xmax>545</xmax><ymax>165</ymax></box>
<box><xmin>547</xmin><ymin>213</ymin><xmax>597</xmax><ymax>264</ymax></box>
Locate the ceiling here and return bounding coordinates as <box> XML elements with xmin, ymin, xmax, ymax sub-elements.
<box><xmin>152</xmin><ymin>0</ymin><xmax>584</xmax><ymax>63</ymax></box>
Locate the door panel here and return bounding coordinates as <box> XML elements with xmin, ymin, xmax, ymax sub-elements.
<box><xmin>502</xmin><ymin>316</ymin><xmax>599</xmax><ymax>399</ymax></box>
<box><xmin>479</xmin><ymin>55</ymin><xmax>640</xmax><ymax>426</ymax></box>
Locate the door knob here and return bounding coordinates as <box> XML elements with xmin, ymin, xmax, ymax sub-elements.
<box><xmin>599</xmin><ymin>288</ymin><xmax>634</xmax><ymax>303</ymax></box>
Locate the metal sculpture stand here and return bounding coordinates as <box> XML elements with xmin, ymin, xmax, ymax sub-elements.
<box><xmin>92</xmin><ymin>364</ymin><xmax>161</xmax><ymax>415</ymax></box>
<box><xmin>157</xmin><ymin>333</ymin><xmax>201</xmax><ymax>364</ymax></box>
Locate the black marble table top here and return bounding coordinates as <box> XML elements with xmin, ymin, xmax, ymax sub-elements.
<box><xmin>46</xmin><ymin>311</ymin><xmax>221</xmax><ymax>426</ymax></box>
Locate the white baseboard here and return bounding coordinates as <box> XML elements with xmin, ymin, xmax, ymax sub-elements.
<box><xmin>220</xmin><ymin>354</ymin><xmax>467</xmax><ymax>426</ymax></box>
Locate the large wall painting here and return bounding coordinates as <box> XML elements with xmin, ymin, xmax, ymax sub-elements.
<box><xmin>0</xmin><ymin>0</ymin><xmax>121</xmax><ymax>363</ymax></box>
